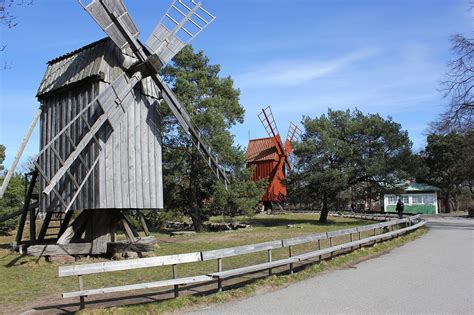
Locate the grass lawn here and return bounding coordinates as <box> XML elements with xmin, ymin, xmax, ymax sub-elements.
<box><xmin>0</xmin><ymin>213</ymin><xmax>391</xmax><ymax>313</ymax></box>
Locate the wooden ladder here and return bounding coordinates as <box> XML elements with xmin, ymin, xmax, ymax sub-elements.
<box><xmin>38</xmin><ymin>211</ymin><xmax>73</xmax><ymax>242</ymax></box>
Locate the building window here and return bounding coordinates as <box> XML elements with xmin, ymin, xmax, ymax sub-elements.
<box><xmin>412</xmin><ymin>195</ymin><xmax>423</xmax><ymax>204</ymax></box>
<box><xmin>423</xmin><ymin>194</ymin><xmax>434</xmax><ymax>204</ymax></box>
<box><xmin>387</xmin><ymin>195</ymin><xmax>397</xmax><ymax>205</ymax></box>
<box><xmin>402</xmin><ymin>195</ymin><xmax>410</xmax><ymax>204</ymax></box>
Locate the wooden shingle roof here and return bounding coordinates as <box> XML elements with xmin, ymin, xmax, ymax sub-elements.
<box><xmin>246</xmin><ymin>137</ymin><xmax>279</xmax><ymax>162</ymax></box>
<box><xmin>37</xmin><ymin>38</ymin><xmax>160</xmax><ymax>99</ymax></box>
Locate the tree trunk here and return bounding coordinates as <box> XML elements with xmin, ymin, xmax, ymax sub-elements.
<box><xmin>445</xmin><ymin>192</ymin><xmax>451</xmax><ymax>213</ymax></box>
<box><xmin>452</xmin><ymin>193</ymin><xmax>459</xmax><ymax>212</ymax></box>
<box><xmin>319</xmin><ymin>194</ymin><xmax>329</xmax><ymax>223</ymax></box>
<box><xmin>188</xmin><ymin>152</ymin><xmax>203</xmax><ymax>232</ymax></box>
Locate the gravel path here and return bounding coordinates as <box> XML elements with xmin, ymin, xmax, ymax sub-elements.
<box><xmin>193</xmin><ymin>216</ymin><xmax>474</xmax><ymax>315</ymax></box>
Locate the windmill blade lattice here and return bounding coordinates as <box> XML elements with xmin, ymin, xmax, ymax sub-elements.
<box><xmin>285</xmin><ymin>122</ymin><xmax>302</xmax><ymax>152</ymax></box>
<box><xmin>258</xmin><ymin>106</ymin><xmax>279</xmax><ymax>138</ymax></box>
<box><xmin>258</xmin><ymin>106</ymin><xmax>286</xmax><ymax>157</ymax></box>
<box><xmin>146</xmin><ymin>0</ymin><xmax>216</xmax><ymax>64</ymax></box>
<box><xmin>79</xmin><ymin>0</ymin><xmax>143</xmax><ymax>57</ymax></box>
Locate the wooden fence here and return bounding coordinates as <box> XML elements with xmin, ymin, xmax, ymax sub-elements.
<box><xmin>59</xmin><ymin>214</ymin><xmax>425</xmax><ymax>309</ymax></box>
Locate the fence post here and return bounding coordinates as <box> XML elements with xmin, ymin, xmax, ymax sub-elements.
<box><xmin>288</xmin><ymin>245</ymin><xmax>293</xmax><ymax>274</ymax></box>
<box><xmin>267</xmin><ymin>249</ymin><xmax>273</xmax><ymax>275</ymax></box>
<box><xmin>172</xmin><ymin>264</ymin><xmax>179</xmax><ymax>298</ymax></box>
<box><xmin>358</xmin><ymin>231</ymin><xmax>362</xmax><ymax>248</ymax></box>
<box><xmin>78</xmin><ymin>275</ymin><xmax>85</xmax><ymax>310</ymax></box>
<box><xmin>318</xmin><ymin>239</ymin><xmax>322</xmax><ymax>261</ymax></box>
<box><xmin>329</xmin><ymin>236</ymin><xmax>333</xmax><ymax>258</ymax></box>
<box><xmin>217</xmin><ymin>258</ymin><xmax>223</xmax><ymax>292</ymax></box>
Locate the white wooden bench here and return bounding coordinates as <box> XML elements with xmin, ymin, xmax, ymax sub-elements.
<box><xmin>293</xmin><ymin>220</ymin><xmax>425</xmax><ymax>262</ymax></box>
<box><xmin>201</xmin><ymin>240</ymin><xmax>285</xmax><ymax>291</ymax></box>
<box><xmin>58</xmin><ymin>252</ymin><xmax>211</xmax><ymax>309</ymax></box>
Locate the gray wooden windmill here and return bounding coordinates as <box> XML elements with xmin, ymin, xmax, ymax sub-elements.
<box><xmin>0</xmin><ymin>0</ymin><xmax>228</xmax><ymax>257</ymax></box>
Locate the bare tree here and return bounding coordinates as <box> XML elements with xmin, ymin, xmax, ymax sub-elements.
<box><xmin>0</xmin><ymin>0</ymin><xmax>34</xmax><ymax>69</ymax></box>
<box><xmin>0</xmin><ymin>0</ymin><xmax>33</xmax><ymax>28</ymax></box>
<box><xmin>434</xmin><ymin>34</ymin><xmax>474</xmax><ymax>133</ymax></box>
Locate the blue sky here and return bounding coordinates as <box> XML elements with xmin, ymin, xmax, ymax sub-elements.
<box><xmin>0</xmin><ymin>0</ymin><xmax>471</xmax><ymax>169</ymax></box>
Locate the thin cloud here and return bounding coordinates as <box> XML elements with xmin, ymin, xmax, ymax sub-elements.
<box><xmin>235</xmin><ymin>48</ymin><xmax>380</xmax><ymax>88</ymax></box>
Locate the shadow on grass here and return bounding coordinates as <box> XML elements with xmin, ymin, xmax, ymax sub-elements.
<box><xmin>5</xmin><ymin>253</ymin><xmax>27</xmax><ymax>267</ymax></box>
<box><xmin>0</xmin><ymin>242</ymin><xmax>13</xmax><ymax>250</ymax></box>
<box><xmin>240</xmin><ymin>216</ymin><xmax>370</xmax><ymax>228</ymax></box>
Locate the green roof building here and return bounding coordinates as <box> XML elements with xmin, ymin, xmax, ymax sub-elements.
<box><xmin>383</xmin><ymin>183</ymin><xmax>441</xmax><ymax>214</ymax></box>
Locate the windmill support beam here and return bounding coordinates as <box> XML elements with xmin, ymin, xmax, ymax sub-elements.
<box><xmin>15</xmin><ymin>170</ymin><xmax>39</xmax><ymax>244</ymax></box>
<box><xmin>26</xmin><ymin>209</ymin><xmax>155</xmax><ymax>257</ymax></box>
<box><xmin>0</xmin><ymin>108</ymin><xmax>41</xmax><ymax>199</ymax></box>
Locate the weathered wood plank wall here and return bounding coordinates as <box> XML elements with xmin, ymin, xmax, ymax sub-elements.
<box><xmin>39</xmin><ymin>82</ymin><xmax>163</xmax><ymax>212</ymax></box>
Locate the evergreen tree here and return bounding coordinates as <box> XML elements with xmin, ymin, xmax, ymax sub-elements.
<box><xmin>160</xmin><ymin>46</ymin><xmax>257</xmax><ymax>231</ymax></box>
<box><xmin>421</xmin><ymin>131</ymin><xmax>474</xmax><ymax>212</ymax></box>
<box><xmin>288</xmin><ymin>109</ymin><xmax>413</xmax><ymax>222</ymax></box>
<box><xmin>0</xmin><ymin>144</ymin><xmax>25</xmax><ymax>234</ymax></box>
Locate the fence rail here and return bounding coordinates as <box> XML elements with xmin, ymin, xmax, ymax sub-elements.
<box><xmin>59</xmin><ymin>214</ymin><xmax>424</xmax><ymax>309</ymax></box>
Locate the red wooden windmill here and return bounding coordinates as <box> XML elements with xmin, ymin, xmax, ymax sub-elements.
<box><xmin>246</xmin><ymin>106</ymin><xmax>301</xmax><ymax>210</ymax></box>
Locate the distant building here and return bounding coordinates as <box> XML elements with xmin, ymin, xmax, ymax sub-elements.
<box><xmin>383</xmin><ymin>183</ymin><xmax>440</xmax><ymax>214</ymax></box>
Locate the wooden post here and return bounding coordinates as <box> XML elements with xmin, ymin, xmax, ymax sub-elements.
<box><xmin>16</xmin><ymin>170</ymin><xmax>38</xmax><ymax>244</ymax></box>
<box><xmin>172</xmin><ymin>264</ymin><xmax>179</xmax><ymax>298</ymax></box>
<box><xmin>318</xmin><ymin>239</ymin><xmax>322</xmax><ymax>261</ymax></box>
<box><xmin>28</xmin><ymin>189</ymin><xmax>36</xmax><ymax>242</ymax></box>
<box><xmin>15</xmin><ymin>207</ymin><xmax>29</xmax><ymax>245</ymax></box>
<box><xmin>217</xmin><ymin>258</ymin><xmax>222</xmax><ymax>292</ymax></box>
<box><xmin>329</xmin><ymin>237</ymin><xmax>333</xmax><ymax>258</ymax></box>
<box><xmin>350</xmin><ymin>233</ymin><xmax>353</xmax><ymax>250</ymax></box>
<box><xmin>138</xmin><ymin>211</ymin><xmax>150</xmax><ymax>236</ymax></box>
<box><xmin>288</xmin><ymin>245</ymin><xmax>293</xmax><ymax>274</ymax></box>
<box><xmin>267</xmin><ymin>249</ymin><xmax>272</xmax><ymax>275</ymax></box>
<box><xmin>217</xmin><ymin>278</ymin><xmax>223</xmax><ymax>293</ymax></box>
<box><xmin>358</xmin><ymin>231</ymin><xmax>362</xmax><ymax>249</ymax></box>
<box><xmin>78</xmin><ymin>275</ymin><xmax>85</xmax><ymax>310</ymax></box>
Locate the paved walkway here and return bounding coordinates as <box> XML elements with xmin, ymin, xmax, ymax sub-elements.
<box><xmin>193</xmin><ymin>216</ymin><xmax>474</xmax><ymax>314</ymax></box>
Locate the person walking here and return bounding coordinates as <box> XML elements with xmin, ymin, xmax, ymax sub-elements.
<box><xmin>396</xmin><ymin>198</ymin><xmax>404</xmax><ymax>219</ymax></box>
<box><xmin>350</xmin><ymin>200</ymin><xmax>356</xmax><ymax>213</ymax></box>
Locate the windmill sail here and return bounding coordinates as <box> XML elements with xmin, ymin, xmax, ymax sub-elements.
<box><xmin>258</xmin><ymin>106</ymin><xmax>287</xmax><ymax>166</ymax></box>
<box><xmin>285</xmin><ymin>122</ymin><xmax>301</xmax><ymax>152</ymax></box>
<box><xmin>79</xmin><ymin>0</ymin><xmax>145</xmax><ymax>60</ymax></box>
<box><xmin>146</xmin><ymin>0</ymin><xmax>216</xmax><ymax>64</ymax></box>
